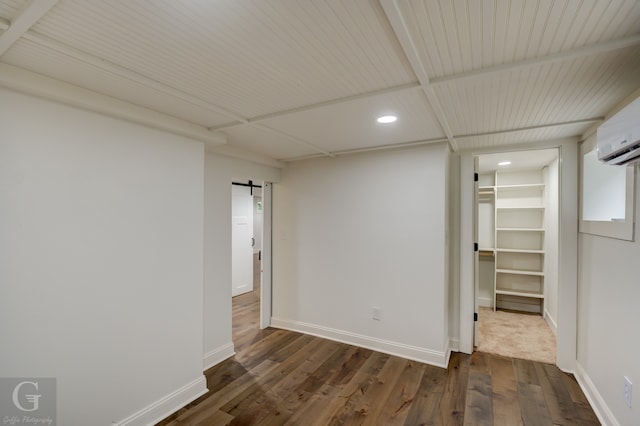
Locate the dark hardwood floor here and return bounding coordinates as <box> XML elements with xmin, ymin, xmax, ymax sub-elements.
<box><xmin>158</xmin><ymin>292</ymin><xmax>599</xmax><ymax>425</ymax></box>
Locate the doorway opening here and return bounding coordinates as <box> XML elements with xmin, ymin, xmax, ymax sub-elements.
<box><xmin>474</xmin><ymin>148</ymin><xmax>559</xmax><ymax>364</ymax></box>
<box><xmin>231</xmin><ymin>179</ymin><xmax>273</xmax><ymax>347</ymax></box>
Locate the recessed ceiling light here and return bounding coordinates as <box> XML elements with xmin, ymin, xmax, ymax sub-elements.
<box><xmin>377</xmin><ymin>115</ymin><xmax>397</xmax><ymax>124</ymax></box>
<box><xmin>498</xmin><ymin>161</ymin><xmax>511</xmax><ymax>166</ymax></box>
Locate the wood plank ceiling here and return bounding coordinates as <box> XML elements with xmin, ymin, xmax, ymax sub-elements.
<box><xmin>1</xmin><ymin>0</ymin><xmax>639</xmax><ymax>162</ymax></box>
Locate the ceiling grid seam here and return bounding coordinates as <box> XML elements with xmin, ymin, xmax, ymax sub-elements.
<box><xmin>380</xmin><ymin>0</ymin><xmax>459</xmax><ymax>152</ymax></box>
<box><xmin>0</xmin><ymin>0</ymin><xmax>57</xmax><ymax>56</ymax></box>
<box><xmin>429</xmin><ymin>33</ymin><xmax>640</xmax><ymax>87</ymax></box>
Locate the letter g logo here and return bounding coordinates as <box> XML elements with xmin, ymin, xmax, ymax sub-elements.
<box><xmin>12</xmin><ymin>381</ymin><xmax>41</xmax><ymax>412</ymax></box>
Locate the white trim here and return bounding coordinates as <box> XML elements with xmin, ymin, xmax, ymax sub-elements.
<box><xmin>260</xmin><ymin>183</ymin><xmax>273</xmax><ymax>329</ymax></box>
<box><xmin>575</xmin><ymin>362</ymin><xmax>619</xmax><ymax>426</ymax></box>
<box><xmin>448</xmin><ymin>338</ymin><xmax>460</xmax><ymax>352</ymax></box>
<box><xmin>271</xmin><ymin>317</ymin><xmax>449</xmax><ymax>368</ymax></box>
<box><xmin>114</xmin><ymin>375</ymin><xmax>208</xmax><ymax>426</ymax></box>
<box><xmin>203</xmin><ymin>342</ymin><xmax>235</xmax><ymax>371</ymax></box>
<box><xmin>477</xmin><ymin>296</ymin><xmax>493</xmax><ymax>308</ymax></box>
<box><xmin>544</xmin><ymin>308</ymin><xmax>558</xmax><ymax>336</ymax></box>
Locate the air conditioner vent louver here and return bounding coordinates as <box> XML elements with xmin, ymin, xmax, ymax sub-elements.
<box><xmin>597</xmin><ymin>95</ymin><xmax>640</xmax><ymax>166</ymax></box>
<box><xmin>600</xmin><ymin>140</ymin><xmax>640</xmax><ymax>165</ymax></box>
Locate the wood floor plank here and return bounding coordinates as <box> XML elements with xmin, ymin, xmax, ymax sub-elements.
<box><xmin>220</xmin><ymin>338</ymin><xmax>327</xmax><ymax>417</ymax></box>
<box><xmin>463</xmin><ymin>371</ymin><xmax>493</xmax><ymax>426</ymax></box>
<box><xmin>514</xmin><ymin>358</ymin><xmax>541</xmax><ymax>386</ymax></box>
<box><xmin>377</xmin><ymin>360</ymin><xmax>426</xmax><ymax>424</ymax></box>
<box><xmin>343</xmin><ymin>356</ymin><xmax>408</xmax><ymax>424</ymax></box>
<box><xmin>489</xmin><ymin>354</ymin><xmax>523</xmax><ymax>426</ymax></box>
<box><xmin>284</xmin><ymin>384</ymin><xmax>342</xmax><ymax>426</ymax></box>
<box><xmin>535</xmin><ymin>362</ymin><xmax>581</xmax><ymax>425</ymax></box>
<box><xmin>161</xmin><ymin>359</ymin><xmax>282</xmax><ymax>425</ymax></box>
<box><xmin>560</xmin><ymin>374</ymin><xmax>601</xmax><ymax>425</ymax></box>
<box><xmin>325</xmin><ymin>351</ymin><xmax>390</xmax><ymax>425</ymax></box>
<box><xmin>156</xmin><ymin>293</ymin><xmax>600</xmax><ymax>426</ymax></box>
<box><xmin>231</xmin><ymin>339</ymin><xmax>343</xmax><ymax>425</ymax></box>
<box><xmin>402</xmin><ymin>364</ymin><xmax>447</xmax><ymax>425</ymax></box>
<box><xmin>517</xmin><ymin>382</ymin><xmax>553</xmax><ymax>426</ymax></box>
<box><xmin>328</xmin><ymin>346</ymin><xmax>374</xmax><ymax>386</ymax></box>
<box><xmin>435</xmin><ymin>352</ymin><xmax>470</xmax><ymax>425</ymax></box>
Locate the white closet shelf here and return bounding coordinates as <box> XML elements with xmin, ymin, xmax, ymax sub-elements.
<box><xmin>496</xmin><ymin>206</ymin><xmax>545</xmax><ymax>210</ymax></box>
<box><xmin>496</xmin><ymin>248</ymin><xmax>545</xmax><ymax>254</ymax></box>
<box><xmin>496</xmin><ymin>268</ymin><xmax>544</xmax><ymax>276</ymax></box>
<box><xmin>495</xmin><ymin>289</ymin><xmax>545</xmax><ymax>298</ymax></box>
<box><xmin>496</xmin><ymin>184</ymin><xmax>544</xmax><ymax>191</ymax></box>
<box><xmin>496</xmin><ymin>227</ymin><xmax>545</xmax><ymax>232</ymax></box>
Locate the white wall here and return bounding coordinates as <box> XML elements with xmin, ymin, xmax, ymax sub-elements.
<box><xmin>0</xmin><ymin>88</ymin><xmax>206</xmax><ymax>425</ymax></box>
<box><xmin>203</xmin><ymin>153</ymin><xmax>280</xmax><ymax>370</ymax></box>
<box><xmin>577</xmin><ymin>167</ymin><xmax>640</xmax><ymax>426</ymax></box>
<box><xmin>544</xmin><ymin>158</ymin><xmax>559</xmax><ymax>334</ymax></box>
<box><xmin>272</xmin><ymin>144</ymin><xmax>450</xmax><ymax>367</ymax></box>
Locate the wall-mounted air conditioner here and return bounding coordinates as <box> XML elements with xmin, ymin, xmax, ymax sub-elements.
<box><xmin>597</xmin><ymin>95</ymin><xmax>640</xmax><ymax>165</ymax></box>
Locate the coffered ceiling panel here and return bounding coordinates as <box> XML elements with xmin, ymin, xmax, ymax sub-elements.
<box><xmin>399</xmin><ymin>0</ymin><xmax>640</xmax><ymax>79</ymax></box>
<box><xmin>224</xmin><ymin>125</ymin><xmax>320</xmax><ymax>161</ymax></box>
<box><xmin>258</xmin><ymin>88</ymin><xmax>446</xmax><ymax>154</ymax></box>
<box><xmin>455</xmin><ymin>121</ymin><xmax>591</xmax><ymax>151</ymax></box>
<box><xmin>434</xmin><ymin>46</ymin><xmax>640</xmax><ymax>136</ymax></box>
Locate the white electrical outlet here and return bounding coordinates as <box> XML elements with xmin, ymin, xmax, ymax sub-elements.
<box><xmin>372</xmin><ymin>306</ymin><xmax>381</xmax><ymax>321</ymax></box>
<box><xmin>624</xmin><ymin>376</ymin><xmax>632</xmax><ymax>408</ymax></box>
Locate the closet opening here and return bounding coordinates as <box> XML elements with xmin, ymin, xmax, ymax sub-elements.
<box><xmin>474</xmin><ymin>148</ymin><xmax>559</xmax><ymax>364</ymax></box>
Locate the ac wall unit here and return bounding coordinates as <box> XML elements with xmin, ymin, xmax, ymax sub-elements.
<box><xmin>597</xmin><ymin>95</ymin><xmax>640</xmax><ymax>165</ymax></box>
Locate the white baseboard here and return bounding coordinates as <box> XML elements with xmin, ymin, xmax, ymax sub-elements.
<box><xmin>477</xmin><ymin>297</ymin><xmax>493</xmax><ymax>308</ymax></box>
<box><xmin>270</xmin><ymin>317</ymin><xmax>449</xmax><ymax>368</ymax></box>
<box><xmin>203</xmin><ymin>342</ymin><xmax>235</xmax><ymax>371</ymax></box>
<box><xmin>575</xmin><ymin>362</ymin><xmax>619</xmax><ymax>426</ymax></box>
<box><xmin>543</xmin><ymin>309</ymin><xmax>558</xmax><ymax>336</ymax></box>
<box><xmin>115</xmin><ymin>375</ymin><xmax>208</xmax><ymax>426</ymax></box>
<box><xmin>449</xmin><ymin>338</ymin><xmax>460</xmax><ymax>352</ymax></box>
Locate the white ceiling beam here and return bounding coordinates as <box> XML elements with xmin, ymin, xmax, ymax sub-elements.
<box><xmin>0</xmin><ymin>0</ymin><xmax>57</xmax><ymax>56</ymax></box>
<box><xmin>20</xmin><ymin>29</ymin><xmax>249</xmax><ymax>125</ymax></box>
<box><xmin>431</xmin><ymin>34</ymin><xmax>640</xmax><ymax>87</ymax></box>
<box><xmin>281</xmin><ymin>136</ymin><xmax>449</xmax><ymax>162</ymax></box>
<box><xmin>454</xmin><ymin>117</ymin><xmax>604</xmax><ymax>139</ymax></box>
<box><xmin>380</xmin><ymin>0</ymin><xmax>458</xmax><ymax>152</ymax></box>
<box><xmin>251</xmin><ymin>123</ymin><xmax>336</xmax><ymax>158</ymax></box>
<box><xmin>206</xmin><ymin>144</ymin><xmax>285</xmax><ymax>169</ymax></box>
<box><xmin>213</xmin><ymin>82</ymin><xmax>422</xmax><ymax>131</ymax></box>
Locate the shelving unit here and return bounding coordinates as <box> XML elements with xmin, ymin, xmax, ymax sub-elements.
<box><xmin>493</xmin><ymin>171</ymin><xmax>546</xmax><ymax>314</ymax></box>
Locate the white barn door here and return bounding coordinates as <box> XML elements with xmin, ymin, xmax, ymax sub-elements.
<box><xmin>232</xmin><ymin>185</ymin><xmax>253</xmax><ymax>297</ymax></box>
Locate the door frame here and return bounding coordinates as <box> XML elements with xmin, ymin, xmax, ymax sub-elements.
<box><xmin>260</xmin><ymin>182</ymin><xmax>273</xmax><ymax>329</ymax></box>
<box><xmin>459</xmin><ymin>139</ymin><xmax>579</xmax><ymax>372</ymax></box>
